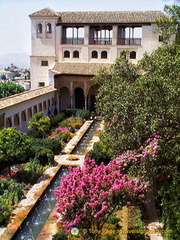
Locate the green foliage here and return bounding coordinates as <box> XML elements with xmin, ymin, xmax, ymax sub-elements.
<box><xmin>52</xmin><ymin>230</ymin><xmax>68</xmax><ymax>240</ymax></box>
<box><xmin>0</xmin><ymin>128</ymin><xmax>32</xmax><ymax>171</ymax></box>
<box><xmin>101</xmin><ymin>214</ymin><xmax>121</xmax><ymax>240</ymax></box>
<box><xmin>88</xmin><ymin>141</ymin><xmax>110</xmax><ymax>165</ymax></box>
<box><xmin>95</xmin><ymin>44</ymin><xmax>180</xmax><ymax>155</ymax></box>
<box><xmin>94</xmin><ymin>43</ymin><xmax>179</xmax><ymax>237</ymax></box>
<box><xmin>15</xmin><ymin>161</ymin><xmax>49</xmax><ymax>184</ymax></box>
<box><xmin>155</xmin><ymin>3</ymin><xmax>180</xmax><ymax>44</ymax></box>
<box><xmin>63</xmin><ymin>108</ymin><xmax>77</xmax><ymax>117</ymax></box>
<box><xmin>63</xmin><ymin>108</ymin><xmax>91</xmax><ymax>120</ymax></box>
<box><xmin>69</xmin><ymin>127</ymin><xmax>75</xmax><ymax>133</ymax></box>
<box><xmin>0</xmin><ymin>80</ymin><xmax>24</xmax><ymax>98</ymax></box>
<box><xmin>0</xmin><ymin>202</ymin><xmax>12</xmax><ymax>227</ymax></box>
<box><xmin>12</xmin><ymin>71</ymin><xmax>20</xmax><ymax>79</ymax></box>
<box><xmin>35</xmin><ymin>147</ymin><xmax>54</xmax><ymax>166</ymax></box>
<box><xmin>24</xmin><ymin>160</ymin><xmax>48</xmax><ymax>174</ymax></box>
<box><xmin>1</xmin><ymin>74</ymin><xmax>6</xmax><ymax>80</ymax></box>
<box><xmin>50</xmin><ymin>112</ymin><xmax>66</xmax><ymax>127</ymax></box>
<box><xmin>30</xmin><ymin>137</ymin><xmax>61</xmax><ymax>155</ymax></box>
<box><xmin>76</xmin><ymin>109</ymin><xmax>91</xmax><ymax>120</ymax></box>
<box><xmin>94</xmin><ymin>52</ymin><xmax>140</xmax><ymax>155</ymax></box>
<box><xmin>158</xmin><ymin>179</ymin><xmax>180</xmax><ymax>240</ymax></box>
<box><xmin>28</xmin><ymin>112</ymin><xmax>51</xmax><ymax>138</ymax></box>
<box><xmin>0</xmin><ymin>178</ymin><xmax>24</xmax><ymax>226</ymax></box>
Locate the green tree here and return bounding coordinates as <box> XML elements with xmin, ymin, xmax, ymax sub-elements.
<box><xmin>94</xmin><ymin>43</ymin><xmax>180</xmax><ymax>239</ymax></box>
<box><xmin>1</xmin><ymin>74</ymin><xmax>6</xmax><ymax>80</ymax></box>
<box><xmin>12</xmin><ymin>71</ymin><xmax>20</xmax><ymax>79</ymax></box>
<box><xmin>155</xmin><ymin>1</ymin><xmax>180</xmax><ymax>44</ymax></box>
<box><xmin>94</xmin><ymin>44</ymin><xmax>179</xmax><ymax>155</ymax></box>
<box><xmin>94</xmin><ymin>52</ymin><xmax>140</xmax><ymax>156</ymax></box>
<box><xmin>28</xmin><ymin>112</ymin><xmax>51</xmax><ymax>138</ymax></box>
<box><xmin>0</xmin><ymin>128</ymin><xmax>32</xmax><ymax>174</ymax></box>
<box><xmin>0</xmin><ymin>80</ymin><xmax>24</xmax><ymax>99</ymax></box>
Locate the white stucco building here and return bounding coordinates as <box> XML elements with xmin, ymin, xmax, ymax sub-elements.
<box><xmin>29</xmin><ymin>8</ymin><xmax>166</xmax><ymax>112</ymax></box>
<box><xmin>0</xmin><ymin>8</ymin><xmax>167</xmax><ymax>132</ymax></box>
<box><xmin>0</xmin><ymin>70</ymin><xmax>13</xmax><ymax>80</ymax></box>
<box><xmin>0</xmin><ymin>86</ymin><xmax>56</xmax><ymax>131</ymax></box>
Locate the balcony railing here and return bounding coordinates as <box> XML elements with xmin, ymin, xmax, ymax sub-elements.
<box><xmin>117</xmin><ymin>38</ymin><xmax>142</xmax><ymax>45</ymax></box>
<box><xmin>89</xmin><ymin>38</ymin><xmax>112</xmax><ymax>45</ymax></box>
<box><xmin>62</xmin><ymin>38</ymin><xmax>84</xmax><ymax>44</ymax></box>
<box><xmin>61</xmin><ymin>37</ymin><xmax>141</xmax><ymax>45</ymax></box>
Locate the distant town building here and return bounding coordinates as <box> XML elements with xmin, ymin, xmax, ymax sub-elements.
<box><xmin>0</xmin><ymin>70</ymin><xmax>13</xmax><ymax>80</ymax></box>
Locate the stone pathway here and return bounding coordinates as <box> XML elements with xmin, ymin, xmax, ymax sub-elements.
<box><xmin>144</xmin><ymin>187</ymin><xmax>163</xmax><ymax>240</ymax></box>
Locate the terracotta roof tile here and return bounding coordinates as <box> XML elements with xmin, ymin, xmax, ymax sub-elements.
<box><xmin>58</xmin><ymin>11</ymin><xmax>166</xmax><ymax>24</ymax></box>
<box><xmin>50</xmin><ymin>62</ymin><xmax>111</xmax><ymax>75</ymax></box>
<box><xmin>0</xmin><ymin>86</ymin><xmax>56</xmax><ymax>110</ymax></box>
<box><xmin>30</xmin><ymin>8</ymin><xmax>167</xmax><ymax>24</ymax></box>
<box><xmin>29</xmin><ymin>7</ymin><xmax>59</xmax><ymax>17</ymax></box>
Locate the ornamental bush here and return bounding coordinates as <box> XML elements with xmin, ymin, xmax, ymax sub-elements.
<box><xmin>54</xmin><ymin>157</ymin><xmax>146</xmax><ymax>240</ymax></box>
<box><xmin>0</xmin><ymin>178</ymin><xmax>25</xmax><ymax>226</ymax></box>
<box><xmin>52</xmin><ymin>230</ymin><xmax>68</xmax><ymax>240</ymax></box>
<box><xmin>35</xmin><ymin>147</ymin><xmax>54</xmax><ymax>166</ymax></box>
<box><xmin>88</xmin><ymin>141</ymin><xmax>110</xmax><ymax>165</ymax></box>
<box><xmin>30</xmin><ymin>137</ymin><xmax>61</xmax><ymax>155</ymax></box>
<box><xmin>50</xmin><ymin>112</ymin><xmax>66</xmax><ymax>127</ymax></box>
<box><xmin>63</xmin><ymin>108</ymin><xmax>91</xmax><ymax>120</ymax></box>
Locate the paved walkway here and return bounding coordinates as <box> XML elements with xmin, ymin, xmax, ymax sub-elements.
<box><xmin>144</xmin><ymin>187</ymin><xmax>163</xmax><ymax>240</ymax></box>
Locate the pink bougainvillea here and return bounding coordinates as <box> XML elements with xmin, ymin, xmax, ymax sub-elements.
<box><xmin>54</xmin><ymin>157</ymin><xmax>146</xmax><ymax>239</ymax></box>
<box><xmin>114</xmin><ymin>134</ymin><xmax>160</xmax><ymax>181</ymax></box>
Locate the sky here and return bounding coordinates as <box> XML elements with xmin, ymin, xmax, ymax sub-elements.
<box><xmin>0</xmin><ymin>0</ymin><xmax>174</xmax><ymax>56</ymax></box>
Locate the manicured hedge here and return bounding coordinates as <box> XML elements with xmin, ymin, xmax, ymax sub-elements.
<box><xmin>63</xmin><ymin>108</ymin><xmax>91</xmax><ymax>120</ymax></box>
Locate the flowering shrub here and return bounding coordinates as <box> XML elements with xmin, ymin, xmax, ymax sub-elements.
<box><xmin>54</xmin><ymin>157</ymin><xmax>146</xmax><ymax>240</ymax></box>
<box><xmin>49</xmin><ymin>117</ymin><xmax>84</xmax><ymax>143</ymax></box>
<box><xmin>114</xmin><ymin>134</ymin><xmax>160</xmax><ymax>182</ymax></box>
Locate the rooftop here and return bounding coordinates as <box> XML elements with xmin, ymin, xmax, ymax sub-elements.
<box><xmin>50</xmin><ymin>62</ymin><xmax>111</xmax><ymax>75</ymax></box>
<box><xmin>29</xmin><ymin>8</ymin><xmax>167</xmax><ymax>24</ymax></box>
<box><xmin>0</xmin><ymin>86</ymin><xmax>56</xmax><ymax>110</ymax></box>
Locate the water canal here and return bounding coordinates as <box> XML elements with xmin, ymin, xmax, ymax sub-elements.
<box><xmin>11</xmin><ymin>120</ymin><xmax>101</xmax><ymax>240</ymax></box>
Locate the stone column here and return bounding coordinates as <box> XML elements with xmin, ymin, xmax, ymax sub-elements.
<box><xmin>12</xmin><ymin>114</ymin><xmax>15</xmax><ymax>128</ymax></box>
<box><xmin>19</xmin><ymin>112</ymin><xmax>22</xmax><ymax>131</ymax></box>
<box><xmin>70</xmin><ymin>96</ymin><xmax>73</xmax><ymax>108</ymax></box>
<box><xmin>84</xmin><ymin>97</ymin><xmax>87</xmax><ymax>110</ymax></box>
<box><xmin>84</xmin><ymin>26</ymin><xmax>89</xmax><ymax>45</ymax></box>
<box><xmin>112</xmin><ymin>25</ymin><xmax>118</xmax><ymax>45</ymax></box>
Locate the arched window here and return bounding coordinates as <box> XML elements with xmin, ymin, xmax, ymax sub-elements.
<box><xmin>101</xmin><ymin>51</ymin><xmax>107</xmax><ymax>59</ymax></box>
<box><xmin>130</xmin><ymin>51</ymin><xmax>136</xmax><ymax>59</ymax></box>
<box><xmin>46</xmin><ymin>23</ymin><xmax>52</xmax><ymax>33</ymax></box>
<box><xmin>92</xmin><ymin>51</ymin><xmax>98</xmax><ymax>58</ymax></box>
<box><xmin>73</xmin><ymin>50</ymin><xmax>79</xmax><ymax>58</ymax></box>
<box><xmin>64</xmin><ymin>50</ymin><xmax>70</xmax><ymax>58</ymax></box>
<box><xmin>37</xmin><ymin>23</ymin><xmax>42</xmax><ymax>34</ymax></box>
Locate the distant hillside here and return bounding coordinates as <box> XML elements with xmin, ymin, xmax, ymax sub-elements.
<box><xmin>0</xmin><ymin>53</ymin><xmax>30</xmax><ymax>70</ymax></box>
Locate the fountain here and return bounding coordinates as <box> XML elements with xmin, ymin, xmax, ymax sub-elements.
<box><xmin>10</xmin><ymin>120</ymin><xmax>101</xmax><ymax>240</ymax></box>
<box><xmin>11</xmin><ymin>167</ymin><xmax>68</xmax><ymax>240</ymax></box>
<box><xmin>72</xmin><ymin>120</ymin><xmax>100</xmax><ymax>154</ymax></box>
